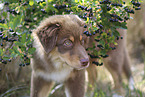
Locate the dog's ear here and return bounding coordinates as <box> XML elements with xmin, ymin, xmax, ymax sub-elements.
<box><xmin>37</xmin><ymin>24</ymin><xmax>60</xmax><ymax>53</ymax></box>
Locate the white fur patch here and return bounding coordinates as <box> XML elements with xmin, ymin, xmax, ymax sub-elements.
<box><xmin>129</xmin><ymin>77</ymin><xmax>135</xmax><ymax>90</ymax></box>
<box><xmin>35</xmin><ymin>64</ymin><xmax>73</xmax><ymax>83</ymax></box>
<box><xmin>65</xmin><ymin>87</ymin><xmax>71</xmax><ymax>97</ymax></box>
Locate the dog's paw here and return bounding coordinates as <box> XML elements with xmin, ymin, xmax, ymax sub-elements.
<box><xmin>112</xmin><ymin>87</ymin><xmax>125</xmax><ymax>97</ymax></box>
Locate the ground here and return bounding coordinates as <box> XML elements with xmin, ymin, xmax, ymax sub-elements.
<box><xmin>0</xmin><ymin>59</ymin><xmax>144</xmax><ymax>97</ymax></box>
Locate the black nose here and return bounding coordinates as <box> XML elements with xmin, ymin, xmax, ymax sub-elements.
<box><xmin>80</xmin><ymin>59</ymin><xmax>89</xmax><ymax>66</ymax></box>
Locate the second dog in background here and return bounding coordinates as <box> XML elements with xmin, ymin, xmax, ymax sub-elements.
<box><xmin>87</xmin><ymin>28</ymin><xmax>134</xmax><ymax>96</ymax></box>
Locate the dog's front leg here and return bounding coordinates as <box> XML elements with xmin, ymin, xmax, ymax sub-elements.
<box><xmin>64</xmin><ymin>70</ymin><xmax>86</xmax><ymax>97</ymax></box>
<box><xmin>30</xmin><ymin>71</ymin><xmax>54</xmax><ymax>97</ymax></box>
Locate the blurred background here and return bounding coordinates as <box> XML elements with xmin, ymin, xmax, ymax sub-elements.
<box><xmin>0</xmin><ymin>0</ymin><xmax>145</xmax><ymax>97</ymax></box>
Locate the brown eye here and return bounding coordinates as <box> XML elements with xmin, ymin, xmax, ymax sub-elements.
<box><xmin>63</xmin><ymin>40</ymin><xmax>73</xmax><ymax>47</ymax></box>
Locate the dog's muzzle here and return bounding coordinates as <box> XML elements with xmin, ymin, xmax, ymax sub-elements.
<box><xmin>64</xmin><ymin>58</ymin><xmax>89</xmax><ymax>70</ymax></box>
<box><xmin>80</xmin><ymin>58</ymin><xmax>89</xmax><ymax>67</ymax></box>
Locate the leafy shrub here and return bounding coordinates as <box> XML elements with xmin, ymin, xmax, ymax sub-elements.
<box><xmin>0</xmin><ymin>0</ymin><xmax>141</xmax><ymax>68</ymax></box>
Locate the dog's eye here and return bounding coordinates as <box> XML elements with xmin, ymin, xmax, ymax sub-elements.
<box><xmin>63</xmin><ymin>40</ymin><xmax>73</xmax><ymax>47</ymax></box>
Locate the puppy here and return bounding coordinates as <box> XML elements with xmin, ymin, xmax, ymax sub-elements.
<box><xmin>87</xmin><ymin>29</ymin><xmax>134</xmax><ymax>95</ymax></box>
<box><xmin>30</xmin><ymin>15</ymin><xmax>89</xmax><ymax>97</ymax></box>
<box><xmin>31</xmin><ymin>14</ymin><xmax>134</xmax><ymax>97</ymax></box>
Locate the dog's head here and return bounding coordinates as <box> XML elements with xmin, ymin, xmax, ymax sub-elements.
<box><xmin>33</xmin><ymin>15</ymin><xmax>89</xmax><ymax>70</ymax></box>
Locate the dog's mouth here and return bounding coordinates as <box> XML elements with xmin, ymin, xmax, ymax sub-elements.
<box><xmin>75</xmin><ymin>63</ymin><xmax>89</xmax><ymax>70</ymax></box>
<box><xmin>58</xmin><ymin>55</ymin><xmax>89</xmax><ymax>70</ymax></box>
<box><xmin>64</xmin><ymin>61</ymin><xmax>89</xmax><ymax>70</ymax></box>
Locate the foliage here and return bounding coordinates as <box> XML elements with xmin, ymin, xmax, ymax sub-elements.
<box><xmin>0</xmin><ymin>0</ymin><xmax>141</xmax><ymax>67</ymax></box>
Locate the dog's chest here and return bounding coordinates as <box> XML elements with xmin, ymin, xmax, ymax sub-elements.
<box><xmin>49</xmin><ymin>66</ymin><xmax>73</xmax><ymax>82</ymax></box>
<box><xmin>36</xmin><ymin>64</ymin><xmax>73</xmax><ymax>83</ymax></box>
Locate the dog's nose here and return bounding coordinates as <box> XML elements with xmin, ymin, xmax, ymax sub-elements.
<box><xmin>80</xmin><ymin>59</ymin><xmax>89</xmax><ymax>66</ymax></box>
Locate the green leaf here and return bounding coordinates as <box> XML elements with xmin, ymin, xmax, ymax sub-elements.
<box><xmin>9</xmin><ymin>14</ymin><xmax>14</xmax><ymax>21</ymax></box>
<box><xmin>113</xmin><ymin>42</ymin><xmax>118</xmax><ymax>45</ymax></box>
<box><xmin>21</xmin><ymin>33</ymin><xmax>26</xmax><ymax>43</ymax></box>
<box><xmin>105</xmin><ymin>44</ymin><xmax>110</xmax><ymax>49</ymax></box>
<box><xmin>28</xmin><ymin>47</ymin><xmax>36</xmax><ymax>54</ymax></box>
<box><xmin>0</xmin><ymin>23</ymin><xmax>8</xmax><ymax>29</ymax></box>
<box><xmin>3</xmin><ymin>56</ymin><xmax>10</xmax><ymax>60</ymax></box>
<box><xmin>13</xmin><ymin>46</ymin><xmax>20</xmax><ymax>54</ymax></box>
<box><xmin>2</xmin><ymin>12</ymin><xmax>7</xmax><ymax>18</ymax></box>
<box><xmin>14</xmin><ymin>41</ymin><xmax>23</xmax><ymax>46</ymax></box>
<box><xmin>95</xmin><ymin>36</ymin><xmax>101</xmax><ymax>39</ymax></box>
<box><xmin>101</xmin><ymin>32</ymin><xmax>107</xmax><ymax>39</ymax></box>
<box><xmin>113</xmin><ymin>30</ymin><xmax>120</xmax><ymax>37</ymax></box>
<box><xmin>29</xmin><ymin>0</ymin><xmax>34</xmax><ymax>6</ymax></box>
<box><xmin>99</xmin><ymin>40</ymin><xmax>105</xmax><ymax>46</ymax></box>
<box><xmin>9</xmin><ymin>22</ymin><xmax>14</xmax><ymax>30</ymax></box>
<box><xmin>20</xmin><ymin>46</ymin><xmax>26</xmax><ymax>52</ymax></box>
<box><xmin>108</xmin><ymin>36</ymin><xmax>115</xmax><ymax>43</ymax></box>
<box><xmin>120</xmin><ymin>22</ymin><xmax>127</xmax><ymax>29</ymax></box>
<box><xmin>0</xmin><ymin>49</ymin><xmax>3</xmax><ymax>56</ymax></box>
<box><xmin>13</xmin><ymin>16</ymin><xmax>21</xmax><ymax>29</ymax></box>
<box><xmin>100</xmin><ymin>50</ymin><xmax>106</xmax><ymax>56</ymax></box>
<box><xmin>10</xmin><ymin>52</ymin><xmax>18</xmax><ymax>58</ymax></box>
<box><xmin>75</xmin><ymin>0</ymin><xmax>79</xmax><ymax>3</ymax></box>
<box><xmin>48</xmin><ymin>0</ymin><xmax>53</xmax><ymax>2</ymax></box>
<box><xmin>86</xmin><ymin>17</ymin><xmax>89</xmax><ymax>23</ymax></box>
